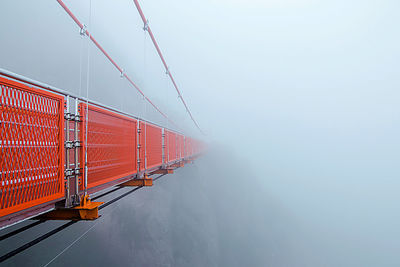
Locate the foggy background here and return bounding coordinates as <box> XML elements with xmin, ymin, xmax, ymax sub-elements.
<box><xmin>1</xmin><ymin>0</ymin><xmax>399</xmax><ymax>266</ymax></box>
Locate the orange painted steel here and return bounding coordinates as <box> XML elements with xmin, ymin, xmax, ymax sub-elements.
<box><xmin>177</xmin><ymin>134</ymin><xmax>184</xmax><ymax>160</ymax></box>
<box><xmin>120</xmin><ymin>174</ymin><xmax>153</xmax><ymax>187</ymax></box>
<box><xmin>152</xmin><ymin>168</ymin><xmax>174</xmax><ymax>175</ymax></box>
<box><xmin>0</xmin><ymin>71</ymin><xmax>206</xmax><ymax>228</ymax></box>
<box><xmin>138</xmin><ymin>121</ymin><xmax>145</xmax><ymax>172</ymax></box>
<box><xmin>143</xmin><ymin>122</ymin><xmax>163</xmax><ymax>170</ymax></box>
<box><xmin>166</xmin><ymin>130</ymin><xmax>177</xmax><ymax>163</ymax></box>
<box><xmin>185</xmin><ymin>137</ymin><xmax>193</xmax><ymax>158</ymax></box>
<box><xmin>38</xmin><ymin>195</ymin><xmax>103</xmax><ymax>220</ymax></box>
<box><xmin>0</xmin><ymin>77</ymin><xmax>65</xmax><ymax>217</ymax></box>
<box><xmin>80</xmin><ymin>104</ymin><xmax>137</xmax><ymax>189</ymax></box>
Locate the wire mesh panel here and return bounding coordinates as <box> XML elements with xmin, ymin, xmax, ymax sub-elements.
<box><xmin>177</xmin><ymin>134</ymin><xmax>183</xmax><ymax>160</ymax></box>
<box><xmin>185</xmin><ymin>137</ymin><xmax>192</xmax><ymax>158</ymax></box>
<box><xmin>166</xmin><ymin>130</ymin><xmax>177</xmax><ymax>163</ymax></box>
<box><xmin>144</xmin><ymin>122</ymin><xmax>162</xmax><ymax>169</ymax></box>
<box><xmin>184</xmin><ymin>137</ymin><xmax>188</xmax><ymax>158</ymax></box>
<box><xmin>192</xmin><ymin>139</ymin><xmax>198</xmax><ymax>156</ymax></box>
<box><xmin>80</xmin><ymin>104</ymin><xmax>136</xmax><ymax>189</ymax></box>
<box><xmin>189</xmin><ymin>138</ymin><xmax>194</xmax><ymax>156</ymax></box>
<box><xmin>0</xmin><ymin>77</ymin><xmax>64</xmax><ymax>217</ymax></box>
<box><xmin>138</xmin><ymin>121</ymin><xmax>145</xmax><ymax>172</ymax></box>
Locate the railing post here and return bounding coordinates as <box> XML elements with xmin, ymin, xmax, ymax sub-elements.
<box><xmin>166</xmin><ymin>130</ymin><xmax>169</xmax><ymax>163</ymax></box>
<box><xmin>137</xmin><ymin>120</ymin><xmax>141</xmax><ymax>176</ymax></box>
<box><xmin>64</xmin><ymin>96</ymin><xmax>71</xmax><ymax>207</ymax></box>
<box><xmin>176</xmin><ymin>134</ymin><xmax>178</xmax><ymax>162</ymax></box>
<box><xmin>162</xmin><ymin>128</ymin><xmax>165</xmax><ymax>167</ymax></box>
<box><xmin>83</xmin><ymin>103</ymin><xmax>88</xmax><ymax>196</ymax></box>
<box><xmin>73</xmin><ymin>98</ymin><xmax>81</xmax><ymax>205</ymax></box>
<box><xmin>144</xmin><ymin>122</ymin><xmax>147</xmax><ymax>171</ymax></box>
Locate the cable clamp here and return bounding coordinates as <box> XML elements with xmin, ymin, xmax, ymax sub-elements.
<box><xmin>64</xmin><ymin>112</ymin><xmax>72</xmax><ymax>120</ymax></box>
<box><xmin>143</xmin><ymin>20</ymin><xmax>149</xmax><ymax>31</ymax></box>
<box><xmin>65</xmin><ymin>141</ymin><xmax>73</xmax><ymax>149</ymax></box>
<box><xmin>165</xmin><ymin>67</ymin><xmax>169</xmax><ymax>75</ymax></box>
<box><xmin>65</xmin><ymin>169</ymin><xmax>74</xmax><ymax>177</ymax></box>
<box><xmin>73</xmin><ymin>140</ymin><xmax>81</xmax><ymax>148</ymax></box>
<box><xmin>120</xmin><ymin>68</ymin><xmax>124</xmax><ymax>78</ymax></box>
<box><xmin>74</xmin><ymin>168</ymin><xmax>82</xmax><ymax>175</ymax></box>
<box><xmin>80</xmin><ymin>24</ymin><xmax>88</xmax><ymax>36</ymax></box>
<box><xmin>64</xmin><ymin>112</ymin><xmax>77</xmax><ymax>121</ymax></box>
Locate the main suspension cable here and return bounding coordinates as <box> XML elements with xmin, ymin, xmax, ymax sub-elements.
<box><xmin>55</xmin><ymin>0</ymin><xmax>180</xmax><ymax>130</ymax></box>
<box><xmin>131</xmin><ymin>0</ymin><xmax>205</xmax><ymax>135</ymax></box>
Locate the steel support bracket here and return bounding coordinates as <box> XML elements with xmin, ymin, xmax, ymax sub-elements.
<box><xmin>120</xmin><ymin>174</ymin><xmax>152</xmax><ymax>187</ymax></box>
<box><xmin>151</xmin><ymin>168</ymin><xmax>174</xmax><ymax>175</ymax></box>
<box><xmin>37</xmin><ymin>195</ymin><xmax>103</xmax><ymax>220</ymax></box>
<box><xmin>171</xmin><ymin>161</ymin><xmax>184</xmax><ymax>168</ymax></box>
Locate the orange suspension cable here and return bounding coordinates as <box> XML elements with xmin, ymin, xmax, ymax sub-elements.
<box><xmin>132</xmin><ymin>0</ymin><xmax>205</xmax><ymax>135</ymax></box>
<box><xmin>56</xmin><ymin>0</ymin><xmax>180</xmax><ymax>130</ymax></box>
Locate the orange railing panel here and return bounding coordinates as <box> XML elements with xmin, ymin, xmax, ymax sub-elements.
<box><xmin>138</xmin><ymin>121</ymin><xmax>145</xmax><ymax>172</ymax></box>
<box><xmin>80</xmin><ymin>104</ymin><xmax>137</xmax><ymax>189</ymax></box>
<box><xmin>186</xmin><ymin>137</ymin><xmax>193</xmax><ymax>158</ymax></box>
<box><xmin>144</xmin><ymin>123</ymin><xmax>163</xmax><ymax>169</ymax></box>
<box><xmin>184</xmin><ymin>137</ymin><xmax>189</xmax><ymax>158</ymax></box>
<box><xmin>166</xmin><ymin>130</ymin><xmax>177</xmax><ymax>163</ymax></box>
<box><xmin>177</xmin><ymin>134</ymin><xmax>183</xmax><ymax>160</ymax></box>
<box><xmin>0</xmin><ymin>77</ymin><xmax>64</xmax><ymax>217</ymax></box>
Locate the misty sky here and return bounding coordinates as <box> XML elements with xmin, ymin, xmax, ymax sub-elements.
<box><xmin>1</xmin><ymin>0</ymin><xmax>400</xmax><ymax>266</ymax></box>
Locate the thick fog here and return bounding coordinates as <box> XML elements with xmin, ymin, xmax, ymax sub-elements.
<box><xmin>1</xmin><ymin>0</ymin><xmax>400</xmax><ymax>266</ymax></box>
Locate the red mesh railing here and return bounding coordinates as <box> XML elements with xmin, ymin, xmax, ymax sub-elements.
<box><xmin>193</xmin><ymin>139</ymin><xmax>200</xmax><ymax>155</ymax></box>
<box><xmin>0</xmin><ymin>75</ymin><xmax>202</xmax><ymax>223</ymax></box>
<box><xmin>184</xmin><ymin>137</ymin><xmax>188</xmax><ymax>158</ymax></box>
<box><xmin>0</xmin><ymin>77</ymin><xmax>64</xmax><ymax>217</ymax></box>
<box><xmin>166</xmin><ymin>130</ymin><xmax>177</xmax><ymax>163</ymax></box>
<box><xmin>138</xmin><ymin>121</ymin><xmax>145</xmax><ymax>172</ymax></box>
<box><xmin>180</xmin><ymin>135</ymin><xmax>184</xmax><ymax>159</ymax></box>
<box><xmin>144</xmin><ymin>123</ymin><xmax>163</xmax><ymax>169</ymax></box>
<box><xmin>189</xmin><ymin>138</ymin><xmax>194</xmax><ymax>156</ymax></box>
<box><xmin>177</xmin><ymin>136</ymin><xmax>180</xmax><ymax>159</ymax></box>
<box><xmin>185</xmin><ymin>137</ymin><xmax>193</xmax><ymax>158</ymax></box>
<box><xmin>80</xmin><ymin>104</ymin><xmax>137</xmax><ymax>189</ymax></box>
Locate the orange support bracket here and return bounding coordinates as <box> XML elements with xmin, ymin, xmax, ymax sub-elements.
<box><xmin>36</xmin><ymin>195</ymin><xmax>103</xmax><ymax>221</ymax></box>
<box><xmin>151</xmin><ymin>168</ymin><xmax>174</xmax><ymax>175</ymax></box>
<box><xmin>170</xmin><ymin>161</ymin><xmax>184</xmax><ymax>168</ymax></box>
<box><xmin>120</xmin><ymin>174</ymin><xmax>153</xmax><ymax>187</ymax></box>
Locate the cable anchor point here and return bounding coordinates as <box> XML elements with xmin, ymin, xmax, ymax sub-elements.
<box><xmin>80</xmin><ymin>24</ymin><xmax>88</xmax><ymax>36</ymax></box>
<box><xmin>143</xmin><ymin>20</ymin><xmax>149</xmax><ymax>31</ymax></box>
